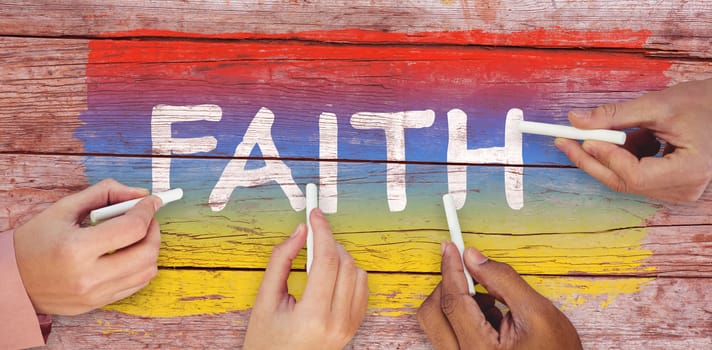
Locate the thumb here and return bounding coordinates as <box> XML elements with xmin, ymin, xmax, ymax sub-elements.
<box><xmin>463</xmin><ymin>247</ymin><xmax>546</xmax><ymax>315</ymax></box>
<box><xmin>568</xmin><ymin>93</ymin><xmax>667</xmax><ymax>131</ymax></box>
<box><xmin>254</xmin><ymin>224</ymin><xmax>307</xmax><ymax>311</ymax></box>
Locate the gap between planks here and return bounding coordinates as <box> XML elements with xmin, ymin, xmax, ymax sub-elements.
<box><xmin>0</xmin><ymin>32</ymin><xmax>700</xmax><ymax>61</ymax></box>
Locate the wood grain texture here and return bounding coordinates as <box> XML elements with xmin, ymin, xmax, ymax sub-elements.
<box><xmin>1</xmin><ymin>154</ymin><xmax>710</xmax><ymax>277</ymax></box>
<box><xmin>0</xmin><ymin>37</ymin><xmax>87</xmax><ymax>154</ymax></box>
<box><xmin>45</xmin><ymin>274</ymin><xmax>711</xmax><ymax>350</ymax></box>
<box><xmin>1</xmin><ymin>2</ymin><xmax>710</xmax><ymax>348</ymax></box>
<box><xmin>0</xmin><ymin>1</ymin><xmax>711</xmax><ymax>57</ymax></box>
<box><xmin>2</xmin><ymin>37</ymin><xmax>712</xmax><ymax>162</ymax></box>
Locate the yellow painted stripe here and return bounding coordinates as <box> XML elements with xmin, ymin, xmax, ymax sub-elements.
<box><xmin>104</xmin><ymin>269</ymin><xmax>653</xmax><ymax>317</ymax></box>
<box><xmin>158</xmin><ymin>224</ymin><xmax>654</xmax><ymax>275</ymax></box>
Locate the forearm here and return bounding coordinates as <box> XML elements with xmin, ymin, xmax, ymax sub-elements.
<box><xmin>0</xmin><ymin>231</ymin><xmax>49</xmax><ymax>349</ymax></box>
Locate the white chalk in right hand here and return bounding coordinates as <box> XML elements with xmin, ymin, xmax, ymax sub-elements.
<box><xmin>519</xmin><ymin>120</ymin><xmax>626</xmax><ymax>145</ymax></box>
<box><xmin>442</xmin><ymin>194</ymin><xmax>476</xmax><ymax>295</ymax></box>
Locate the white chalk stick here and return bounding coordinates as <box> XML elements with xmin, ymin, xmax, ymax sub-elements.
<box><xmin>89</xmin><ymin>188</ymin><xmax>183</xmax><ymax>224</ymax></box>
<box><xmin>305</xmin><ymin>183</ymin><xmax>318</xmax><ymax>274</ymax></box>
<box><xmin>519</xmin><ymin>120</ymin><xmax>626</xmax><ymax>145</ymax></box>
<box><xmin>442</xmin><ymin>194</ymin><xmax>476</xmax><ymax>295</ymax></box>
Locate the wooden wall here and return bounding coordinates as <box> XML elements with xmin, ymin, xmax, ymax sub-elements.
<box><xmin>0</xmin><ymin>1</ymin><xmax>710</xmax><ymax>349</ymax></box>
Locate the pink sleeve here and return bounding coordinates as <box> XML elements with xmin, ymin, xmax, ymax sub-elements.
<box><xmin>0</xmin><ymin>230</ymin><xmax>47</xmax><ymax>349</ymax></box>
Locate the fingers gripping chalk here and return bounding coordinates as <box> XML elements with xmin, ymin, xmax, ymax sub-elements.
<box><xmin>518</xmin><ymin>119</ymin><xmax>626</xmax><ymax>145</ymax></box>
<box><xmin>306</xmin><ymin>183</ymin><xmax>318</xmax><ymax>274</ymax></box>
<box><xmin>89</xmin><ymin>188</ymin><xmax>184</xmax><ymax>224</ymax></box>
<box><xmin>442</xmin><ymin>194</ymin><xmax>476</xmax><ymax>295</ymax></box>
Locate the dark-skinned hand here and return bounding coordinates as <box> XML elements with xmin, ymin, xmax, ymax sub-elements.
<box><xmin>417</xmin><ymin>242</ymin><xmax>582</xmax><ymax>350</ymax></box>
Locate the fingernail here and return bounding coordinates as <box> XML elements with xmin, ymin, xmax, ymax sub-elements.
<box><xmin>291</xmin><ymin>224</ymin><xmax>304</xmax><ymax>238</ymax></box>
<box><xmin>441</xmin><ymin>241</ymin><xmax>449</xmax><ymax>256</ymax></box>
<box><xmin>554</xmin><ymin>137</ymin><xmax>565</xmax><ymax>148</ymax></box>
<box><xmin>570</xmin><ymin>109</ymin><xmax>592</xmax><ymax>119</ymax></box>
<box><xmin>312</xmin><ymin>208</ymin><xmax>324</xmax><ymax>218</ymax></box>
<box><xmin>136</xmin><ymin>187</ymin><xmax>150</xmax><ymax>195</ymax></box>
<box><xmin>465</xmin><ymin>247</ymin><xmax>489</xmax><ymax>265</ymax></box>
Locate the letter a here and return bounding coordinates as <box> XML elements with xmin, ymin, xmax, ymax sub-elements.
<box><xmin>209</xmin><ymin>107</ymin><xmax>304</xmax><ymax>211</ymax></box>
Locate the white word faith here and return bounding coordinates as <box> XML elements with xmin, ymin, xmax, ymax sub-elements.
<box><xmin>151</xmin><ymin>105</ymin><xmax>523</xmax><ymax>213</ymax></box>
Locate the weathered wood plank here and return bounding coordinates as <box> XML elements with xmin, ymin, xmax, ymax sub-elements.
<box><xmin>1</xmin><ymin>4</ymin><xmax>709</xmax><ymax>349</ymax></box>
<box><xmin>2</xmin><ymin>154</ymin><xmax>710</xmax><ymax>277</ymax></box>
<box><xmin>0</xmin><ymin>1</ymin><xmax>711</xmax><ymax>57</ymax></box>
<box><xmin>46</xmin><ymin>273</ymin><xmax>712</xmax><ymax>350</ymax></box>
<box><xmin>0</xmin><ymin>37</ymin><xmax>87</xmax><ymax>154</ymax></box>
<box><xmin>3</xmin><ymin>37</ymin><xmax>712</xmax><ymax>166</ymax></box>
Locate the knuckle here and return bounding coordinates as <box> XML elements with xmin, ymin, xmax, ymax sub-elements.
<box><xmin>98</xmin><ymin>178</ymin><xmax>119</xmax><ymax>188</ymax></box>
<box><xmin>439</xmin><ymin>292</ymin><xmax>463</xmax><ymax>316</ymax></box>
<box><xmin>83</xmin><ymin>293</ymin><xmax>103</xmax><ymax>309</ymax></box>
<box><xmin>595</xmin><ymin>103</ymin><xmax>618</xmax><ymax>119</ymax></box>
<box><xmin>269</xmin><ymin>241</ymin><xmax>288</xmax><ymax>259</ymax></box>
<box><xmin>71</xmin><ymin>276</ymin><xmax>97</xmax><ymax>299</ymax></box>
<box><xmin>359</xmin><ymin>269</ymin><xmax>369</xmax><ymax>289</ymax></box>
<box><xmin>417</xmin><ymin>298</ymin><xmax>438</xmax><ymax>325</ymax></box>
<box><xmin>610</xmin><ymin>177</ymin><xmax>630</xmax><ymax>194</ymax></box>
<box><xmin>320</xmin><ymin>254</ymin><xmax>340</xmax><ymax>269</ymax></box>
<box><xmin>147</xmin><ymin>236</ymin><xmax>161</xmax><ymax>254</ymax></box>
<box><xmin>149</xmin><ymin>244</ymin><xmax>161</xmax><ymax>262</ymax></box>
<box><xmin>572</xmin><ymin>155</ymin><xmax>586</xmax><ymax>170</ymax></box>
<box><xmin>493</xmin><ymin>260</ymin><xmax>519</xmax><ymax>280</ymax></box>
<box><xmin>141</xmin><ymin>245</ymin><xmax>160</xmax><ymax>266</ymax></box>
<box><xmin>341</xmin><ymin>254</ymin><xmax>356</xmax><ymax>270</ymax></box>
<box><xmin>143</xmin><ymin>265</ymin><xmax>159</xmax><ymax>282</ymax></box>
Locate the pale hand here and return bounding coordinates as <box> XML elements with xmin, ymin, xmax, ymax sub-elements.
<box><xmin>243</xmin><ymin>209</ymin><xmax>369</xmax><ymax>350</ymax></box>
<box><xmin>556</xmin><ymin>78</ymin><xmax>712</xmax><ymax>202</ymax></box>
<box><xmin>14</xmin><ymin>179</ymin><xmax>162</xmax><ymax>315</ymax></box>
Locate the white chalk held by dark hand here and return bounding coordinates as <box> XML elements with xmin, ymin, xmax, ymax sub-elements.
<box><xmin>442</xmin><ymin>193</ymin><xmax>476</xmax><ymax>295</ymax></box>
<box><xmin>89</xmin><ymin>188</ymin><xmax>183</xmax><ymax>224</ymax></box>
<box><xmin>519</xmin><ymin>119</ymin><xmax>626</xmax><ymax>145</ymax></box>
<box><xmin>306</xmin><ymin>183</ymin><xmax>318</xmax><ymax>274</ymax></box>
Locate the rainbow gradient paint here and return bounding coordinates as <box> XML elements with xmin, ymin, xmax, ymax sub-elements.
<box><xmin>76</xmin><ymin>29</ymin><xmax>673</xmax><ymax>316</ymax></box>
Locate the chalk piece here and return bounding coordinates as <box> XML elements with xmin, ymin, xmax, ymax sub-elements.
<box><xmin>306</xmin><ymin>183</ymin><xmax>318</xmax><ymax>274</ymax></box>
<box><xmin>519</xmin><ymin>120</ymin><xmax>626</xmax><ymax>145</ymax></box>
<box><xmin>89</xmin><ymin>188</ymin><xmax>183</xmax><ymax>224</ymax></box>
<box><xmin>442</xmin><ymin>194</ymin><xmax>476</xmax><ymax>295</ymax></box>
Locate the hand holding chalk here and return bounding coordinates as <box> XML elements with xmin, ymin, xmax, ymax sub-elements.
<box><xmin>244</xmin><ymin>195</ymin><xmax>368</xmax><ymax>350</ymax></box>
<box><xmin>556</xmin><ymin>79</ymin><xmax>712</xmax><ymax>202</ymax></box>
<box><xmin>89</xmin><ymin>188</ymin><xmax>183</xmax><ymax>224</ymax></box>
<box><xmin>12</xmin><ymin>179</ymin><xmax>165</xmax><ymax>316</ymax></box>
<box><xmin>442</xmin><ymin>194</ymin><xmax>476</xmax><ymax>295</ymax></box>
<box><xmin>417</xmin><ymin>244</ymin><xmax>583</xmax><ymax>349</ymax></box>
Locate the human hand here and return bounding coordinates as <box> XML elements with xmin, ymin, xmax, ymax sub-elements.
<box><xmin>243</xmin><ymin>209</ymin><xmax>369</xmax><ymax>350</ymax></box>
<box><xmin>14</xmin><ymin>179</ymin><xmax>162</xmax><ymax>315</ymax></box>
<box><xmin>417</xmin><ymin>242</ymin><xmax>581</xmax><ymax>350</ymax></box>
<box><xmin>555</xmin><ymin>78</ymin><xmax>712</xmax><ymax>202</ymax></box>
